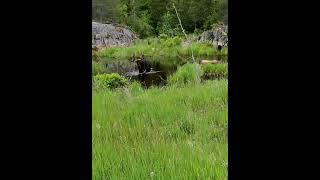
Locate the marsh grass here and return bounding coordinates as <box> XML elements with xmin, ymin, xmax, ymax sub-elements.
<box><xmin>201</xmin><ymin>63</ymin><xmax>228</xmax><ymax>77</ymax></box>
<box><xmin>167</xmin><ymin>63</ymin><xmax>203</xmax><ymax>86</ymax></box>
<box><xmin>92</xmin><ymin>61</ymin><xmax>106</xmax><ymax>76</ymax></box>
<box><xmin>97</xmin><ymin>37</ymin><xmax>228</xmax><ymax>59</ymax></box>
<box><xmin>92</xmin><ymin>80</ymin><xmax>228</xmax><ymax>179</ymax></box>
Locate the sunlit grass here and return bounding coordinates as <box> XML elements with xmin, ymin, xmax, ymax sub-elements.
<box><xmin>92</xmin><ymin>80</ymin><xmax>228</xmax><ymax>179</ymax></box>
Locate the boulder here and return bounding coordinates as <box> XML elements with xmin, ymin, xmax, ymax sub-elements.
<box><xmin>92</xmin><ymin>22</ymin><xmax>137</xmax><ymax>48</ymax></box>
<box><xmin>198</xmin><ymin>26</ymin><xmax>228</xmax><ymax>46</ymax></box>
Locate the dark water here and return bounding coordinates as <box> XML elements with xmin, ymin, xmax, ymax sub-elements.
<box><xmin>99</xmin><ymin>55</ymin><xmax>228</xmax><ymax>88</ymax></box>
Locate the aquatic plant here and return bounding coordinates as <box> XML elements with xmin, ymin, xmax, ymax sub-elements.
<box><xmin>93</xmin><ymin>73</ymin><xmax>128</xmax><ymax>90</ymax></box>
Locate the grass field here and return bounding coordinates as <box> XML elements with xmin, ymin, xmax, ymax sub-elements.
<box><xmin>92</xmin><ymin>80</ymin><xmax>228</xmax><ymax>179</ymax></box>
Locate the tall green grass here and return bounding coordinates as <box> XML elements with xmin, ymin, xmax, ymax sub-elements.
<box><xmin>202</xmin><ymin>63</ymin><xmax>228</xmax><ymax>74</ymax></box>
<box><xmin>97</xmin><ymin>37</ymin><xmax>228</xmax><ymax>59</ymax></box>
<box><xmin>92</xmin><ymin>80</ymin><xmax>228</xmax><ymax>179</ymax></box>
<box><xmin>167</xmin><ymin>63</ymin><xmax>203</xmax><ymax>86</ymax></box>
<box><xmin>201</xmin><ymin>63</ymin><xmax>228</xmax><ymax>79</ymax></box>
<box><xmin>92</xmin><ymin>62</ymin><xmax>106</xmax><ymax>76</ymax></box>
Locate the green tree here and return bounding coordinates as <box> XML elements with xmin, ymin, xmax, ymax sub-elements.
<box><xmin>92</xmin><ymin>0</ymin><xmax>120</xmax><ymax>23</ymax></box>
<box><xmin>92</xmin><ymin>0</ymin><xmax>228</xmax><ymax>38</ymax></box>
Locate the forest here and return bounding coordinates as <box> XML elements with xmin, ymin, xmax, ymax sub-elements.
<box><xmin>93</xmin><ymin>0</ymin><xmax>227</xmax><ymax>38</ymax></box>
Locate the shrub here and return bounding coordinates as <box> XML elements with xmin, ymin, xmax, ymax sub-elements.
<box><xmin>158</xmin><ymin>11</ymin><xmax>177</xmax><ymax>37</ymax></box>
<box><xmin>172</xmin><ymin>36</ymin><xmax>182</xmax><ymax>45</ymax></box>
<box><xmin>168</xmin><ymin>63</ymin><xmax>203</xmax><ymax>86</ymax></box>
<box><xmin>127</xmin><ymin>13</ymin><xmax>154</xmax><ymax>39</ymax></box>
<box><xmin>93</xmin><ymin>73</ymin><xmax>128</xmax><ymax>90</ymax></box>
<box><xmin>165</xmin><ymin>36</ymin><xmax>182</xmax><ymax>47</ymax></box>
<box><xmin>159</xmin><ymin>36</ymin><xmax>182</xmax><ymax>47</ymax></box>
<box><xmin>159</xmin><ymin>33</ymin><xmax>169</xmax><ymax>40</ymax></box>
<box><xmin>159</xmin><ymin>33</ymin><xmax>169</xmax><ymax>44</ymax></box>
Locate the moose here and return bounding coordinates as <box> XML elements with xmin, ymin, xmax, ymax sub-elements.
<box><xmin>130</xmin><ymin>54</ymin><xmax>152</xmax><ymax>74</ymax></box>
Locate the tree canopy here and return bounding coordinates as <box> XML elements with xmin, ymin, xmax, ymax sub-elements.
<box><xmin>92</xmin><ymin>0</ymin><xmax>228</xmax><ymax>38</ymax></box>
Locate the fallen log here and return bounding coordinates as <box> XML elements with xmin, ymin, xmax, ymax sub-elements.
<box><xmin>200</xmin><ymin>60</ymin><xmax>220</xmax><ymax>64</ymax></box>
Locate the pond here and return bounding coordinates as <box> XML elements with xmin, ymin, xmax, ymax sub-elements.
<box><xmin>96</xmin><ymin>55</ymin><xmax>228</xmax><ymax>88</ymax></box>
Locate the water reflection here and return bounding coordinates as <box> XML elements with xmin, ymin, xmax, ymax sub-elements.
<box><xmin>98</xmin><ymin>55</ymin><xmax>227</xmax><ymax>88</ymax></box>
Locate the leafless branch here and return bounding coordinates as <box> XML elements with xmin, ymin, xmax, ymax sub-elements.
<box><xmin>173</xmin><ymin>3</ymin><xmax>195</xmax><ymax>63</ymax></box>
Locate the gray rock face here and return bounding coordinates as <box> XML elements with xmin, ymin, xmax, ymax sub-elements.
<box><xmin>198</xmin><ymin>30</ymin><xmax>216</xmax><ymax>42</ymax></box>
<box><xmin>198</xmin><ymin>26</ymin><xmax>228</xmax><ymax>46</ymax></box>
<box><xmin>92</xmin><ymin>22</ymin><xmax>137</xmax><ymax>48</ymax></box>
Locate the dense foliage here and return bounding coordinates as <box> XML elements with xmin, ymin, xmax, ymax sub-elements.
<box><xmin>92</xmin><ymin>0</ymin><xmax>228</xmax><ymax>38</ymax></box>
<box><xmin>93</xmin><ymin>73</ymin><xmax>129</xmax><ymax>89</ymax></box>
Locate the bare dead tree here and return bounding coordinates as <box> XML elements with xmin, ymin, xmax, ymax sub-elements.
<box><xmin>133</xmin><ymin>0</ymin><xmax>136</xmax><ymax>21</ymax></box>
<box><xmin>173</xmin><ymin>3</ymin><xmax>195</xmax><ymax>63</ymax></box>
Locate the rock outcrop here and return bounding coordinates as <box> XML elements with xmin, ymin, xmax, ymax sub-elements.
<box><xmin>92</xmin><ymin>22</ymin><xmax>137</xmax><ymax>48</ymax></box>
<box><xmin>198</xmin><ymin>26</ymin><xmax>228</xmax><ymax>46</ymax></box>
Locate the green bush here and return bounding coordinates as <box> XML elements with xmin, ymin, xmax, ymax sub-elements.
<box><xmin>168</xmin><ymin>63</ymin><xmax>203</xmax><ymax>86</ymax></box>
<box><xmin>159</xmin><ymin>33</ymin><xmax>169</xmax><ymax>40</ymax></box>
<box><xmin>164</xmin><ymin>36</ymin><xmax>182</xmax><ymax>47</ymax></box>
<box><xmin>159</xmin><ymin>36</ymin><xmax>182</xmax><ymax>47</ymax></box>
<box><xmin>93</xmin><ymin>73</ymin><xmax>128</xmax><ymax>90</ymax></box>
<box><xmin>172</xmin><ymin>36</ymin><xmax>182</xmax><ymax>45</ymax></box>
<box><xmin>128</xmin><ymin>13</ymin><xmax>154</xmax><ymax>38</ymax></box>
<box><xmin>158</xmin><ymin>11</ymin><xmax>177</xmax><ymax>37</ymax></box>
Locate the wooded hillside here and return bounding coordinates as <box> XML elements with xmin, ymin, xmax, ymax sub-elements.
<box><xmin>92</xmin><ymin>0</ymin><xmax>228</xmax><ymax>38</ymax></box>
